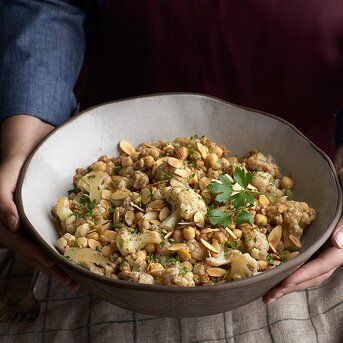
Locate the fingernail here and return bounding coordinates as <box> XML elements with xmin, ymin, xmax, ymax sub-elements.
<box><xmin>335</xmin><ymin>231</ymin><xmax>343</xmax><ymax>248</ymax></box>
<box><xmin>7</xmin><ymin>215</ymin><xmax>18</xmax><ymax>231</ymax></box>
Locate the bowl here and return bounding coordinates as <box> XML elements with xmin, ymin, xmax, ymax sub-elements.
<box><xmin>17</xmin><ymin>93</ymin><xmax>342</xmax><ymax>317</ymax></box>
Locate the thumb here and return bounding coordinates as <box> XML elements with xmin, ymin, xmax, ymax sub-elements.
<box><xmin>0</xmin><ymin>190</ymin><xmax>20</xmax><ymax>232</ymax></box>
<box><xmin>332</xmin><ymin>215</ymin><xmax>343</xmax><ymax>249</ymax></box>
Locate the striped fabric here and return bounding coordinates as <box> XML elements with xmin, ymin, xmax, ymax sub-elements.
<box><xmin>0</xmin><ymin>250</ymin><xmax>342</xmax><ymax>343</ymax></box>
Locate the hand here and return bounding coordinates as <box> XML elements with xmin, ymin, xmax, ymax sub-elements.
<box><xmin>263</xmin><ymin>147</ymin><xmax>343</xmax><ymax>304</ymax></box>
<box><xmin>0</xmin><ymin>115</ymin><xmax>78</xmax><ymax>290</ymax></box>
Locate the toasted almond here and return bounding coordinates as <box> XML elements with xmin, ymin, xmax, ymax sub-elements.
<box><xmin>195</xmin><ymin>142</ymin><xmax>208</xmax><ymax>159</ymax></box>
<box><xmin>178</xmin><ymin>221</ymin><xmax>196</xmax><ymax>226</ymax></box>
<box><xmin>225</xmin><ymin>227</ymin><xmax>237</xmax><ymax>240</ymax></box>
<box><xmin>159</xmin><ymin>207</ymin><xmax>170</xmax><ymax>221</ymax></box>
<box><xmin>199</xmin><ymin>177</ymin><xmax>211</xmax><ymax>191</ymax></box>
<box><xmin>206</xmin><ymin>267</ymin><xmax>227</xmax><ymax>277</ymax></box>
<box><xmin>113</xmin><ymin>208</ymin><xmax>120</xmax><ymax>223</ymax></box>
<box><xmin>269</xmin><ymin>242</ymin><xmax>278</xmax><ymax>254</ymax></box>
<box><xmin>287</xmin><ymin>251</ymin><xmax>300</xmax><ymax>260</ymax></box>
<box><xmin>143</xmin><ymin>211</ymin><xmax>159</xmax><ymax>220</ymax></box>
<box><xmin>211</xmin><ymin>240</ymin><xmax>220</xmax><ymax>258</ymax></box>
<box><xmin>174</xmin><ymin>168</ymin><xmax>190</xmax><ymax>178</ymax></box>
<box><xmin>268</xmin><ymin>225</ymin><xmax>282</xmax><ymax>247</ymax></box>
<box><xmin>111</xmin><ymin>189</ymin><xmax>131</xmax><ymax>200</ymax></box>
<box><xmin>167</xmin><ymin>157</ymin><xmax>183</xmax><ymax>169</ymax></box>
<box><xmin>163</xmin><ymin>231</ymin><xmax>174</xmax><ymax>240</ymax></box>
<box><xmin>130</xmin><ymin>202</ymin><xmax>145</xmax><ymax>212</ymax></box>
<box><xmin>194</xmin><ymin>211</ymin><xmax>205</xmax><ymax>228</ymax></box>
<box><xmin>177</xmin><ymin>248</ymin><xmax>192</xmax><ymax>260</ymax></box>
<box><xmin>141</xmin><ymin>188</ymin><xmax>151</xmax><ymax>205</ymax></box>
<box><xmin>124</xmin><ymin>210</ymin><xmax>135</xmax><ymax>226</ymax></box>
<box><xmin>168</xmin><ymin>243</ymin><xmax>187</xmax><ymax>251</ymax></box>
<box><xmin>289</xmin><ymin>234</ymin><xmax>302</xmax><ymax>248</ymax></box>
<box><xmin>201</xmin><ymin>228</ymin><xmax>220</xmax><ymax>234</ymax></box>
<box><xmin>149</xmin><ymin>219</ymin><xmax>161</xmax><ymax>225</ymax></box>
<box><xmin>118</xmin><ymin>140</ymin><xmax>135</xmax><ymax>155</ymax></box>
<box><xmin>101</xmin><ymin>190</ymin><xmax>112</xmax><ymax>200</ymax></box>
<box><xmin>112</xmin><ymin>175</ymin><xmax>125</xmax><ymax>182</ymax></box>
<box><xmin>149</xmin><ymin>199</ymin><xmax>165</xmax><ymax>210</ymax></box>
<box><xmin>103</xmin><ymin>230</ymin><xmax>117</xmax><ymax>242</ymax></box>
<box><xmin>200</xmin><ymin>238</ymin><xmax>219</xmax><ymax>253</ymax></box>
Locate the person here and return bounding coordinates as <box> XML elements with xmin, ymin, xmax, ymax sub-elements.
<box><xmin>0</xmin><ymin>0</ymin><xmax>342</xmax><ymax>306</ymax></box>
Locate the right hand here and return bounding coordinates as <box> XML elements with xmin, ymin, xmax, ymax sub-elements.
<box><xmin>0</xmin><ymin>115</ymin><xmax>78</xmax><ymax>290</ymax></box>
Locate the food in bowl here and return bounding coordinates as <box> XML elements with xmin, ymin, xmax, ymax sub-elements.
<box><xmin>53</xmin><ymin>136</ymin><xmax>315</xmax><ymax>286</ymax></box>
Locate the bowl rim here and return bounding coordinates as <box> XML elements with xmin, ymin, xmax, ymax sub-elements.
<box><xmin>16</xmin><ymin>92</ymin><xmax>342</xmax><ymax>293</ymax></box>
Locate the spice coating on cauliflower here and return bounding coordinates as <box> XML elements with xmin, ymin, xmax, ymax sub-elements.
<box><xmin>242</xmin><ymin>228</ymin><xmax>269</xmax><ymax>260</ymax></box>
<box><xmin>246</xmin><ymin>151</ymin><xmax>280</xmax><ymax>177</ymax></box>
<box><xmin>227</xmin><ymin>252</ymin><xmax>259</xmax><ymax>281</ymax></box>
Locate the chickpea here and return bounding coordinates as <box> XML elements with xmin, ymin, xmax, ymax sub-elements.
<box><xmin>258</xmin><ymin>194</ymin><xmax>270</xmax><ymax>207</ymax></box>
<box><xmin>102</xmin><ymin>246</ymin><xmax>111</xmax><ymax>257</ymax></box>
<box><xmin>148</xmin><ymin>147</ymin><xmax>160</xmax><ymax>159</ymax></box>
<box><xmin>182</xmin><ymin>261</ymin><xmax>193</xmax><ymax>272</ymax></box>
<box><xmin>121</xmin><ymin>156</ymin><xmax>133</xmax><ymax>168</ymax></box>
<box><xmin>255</xmin><ymin>214</ymin><xmax>268</xmax><ymax>227</ymax></box>
<box><xmin>258</xmin><ymin>260</ymin><xmax>268</xmax><ymax>271</ymax></box>
<box><xmin>144</xmin><ymin>243</ymin><xmax>156</xmax><ymax>253</ymax></box>
<box><xmin>188</xmin><ymin>173</ymin><xmax>198</xmax><ymax>186</ymax></box>
<box><xmin>233</xmin><ymin>228</ymin><xmax>242</xmax><ymax>239</ymax></box>
<box><xmin>227</xmin><ymin>156</ymin><xmax>238</xmax><ymax>165</ymax></box>
<box><xmin>92</xmin><ymin>161</ymin><xmax>107</xmax><ymax>172</ymax></box>
<box><xmin>144</xmin><ymin>155</ymin><xmax>155</xmax><ymax>169</ymax></box>
<box><xmin>87</xmin><ymin>232</ymin><xmax>99</xmax><ymax>240</ymax></box>
<box><xmin>211</xmin><ymin>146</ymin><xmax>223</xmax><ymax>157</ymax></box>
<box><xmin>206</xmin><ymin>153</ymin><xmax>219</xmax><ymax>169</ymax></box>
<box><xmin>183</xmin><ymin>227</ymin><xmax>196</xmax><ymax>240</ymax></box>
<box><xmin>173</xmin><ymin>229</ymin><xmax>184</xmax><ymax>243</ymax></box>
<box><xmin>103</xmin><ymin>230</ymin><xmax>117</xmax><ymax>242</ymax></box>
<box><xmin>179</xmin><ymin>146</ymin><xmax>189</xmax><ymax>160</ymax></box>
<box><xmin>280</xmin><ymin>176</ymin><xmax>294</xmax><ymax>189</ymax></box>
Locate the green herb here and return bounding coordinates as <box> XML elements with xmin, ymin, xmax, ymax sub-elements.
<box><xmin>119</xmin><ymin>239</ymin><xmax>124</xmax><ymax>248</ymax></box>
<box><xmin>111</xmin><ymin>223</ymin><xmax>122</xmax><ymax>230</ymax></box>
<box><xmin>64</xmin><ymin>255</ymin><xmax>71</xmax><ymax>260</ymax></box>
<box><xmin>208</xmin><ymin>175</ymin><xmax>233</xmax><ymax>203</ymax></box>
<box><xmin>169</xmin><ymin>238</ymin><xmax>175</xmax><ymax>244</ymax></box>
<box><xmin>279</xmin><ymin>251</ymin><xmax>287</xmax><ymax>262</ymax></box>
<box><xmin>87</xmin><ymin>175</ymin><xmax>96</xmax><ymax>179</ymax></box>
<box><xmin>113</xmin><ymin>166</ymin><xmax>122</xmax><ymax>175</ymax></box>
<box><xmin>267</xmin><ymin>253</ymin><xmax>274</xmax><ymax>264</ymax></box>
<box><xmin>233</xmin><ymin>167</ymin><xmax>252</xmax><ymax>189</ymax></box>
<box><xmin>109</xmin><ymin>207</ymin><xmax>114</xmax><ymax>217</ymax></box>
<box><xmin>180</xmin><ymin>267</ymin><xmax>188</xmax><ymax>274</ymax></box>
<box><xmin>79</xmin><ymin>194</ymin><xmax>88</xmax><ymax>203</ymax></box>
<box><xmin>96</xmin><ymin>245</ymin><xmax>102</xmax><ymax>253</ymax></box>
<box><xmin>160</xmin><ymin>241</ymin><xmax>166</xmax><ymax>247</ymax></box>
<box><xmin>225</xmin><ymin>241</ymin><xmax>238</xmax><ymax>250</ymax></box>
<box><xmin>68</xmin><ymin>189</ymin><xmax>77</xmax><ymax>195</ymax></box>
<box><xmin>162</xmin><ymin>256</ymin><xmax>179</xmax><ymax>267</ymax></box>
<box><xmin>90</xmin><ymin>199</ymin><xmax>97</xmax><ymax>209</ymax></box>
<box><xmin>207</xmin><ymin>208</ymin><xmax>232</xmax><ymax>227</ymax></box>
<box><xmin>236</xmin><ymin>210</ymin><xmax>253</xmax><ymax>226</ymax></box>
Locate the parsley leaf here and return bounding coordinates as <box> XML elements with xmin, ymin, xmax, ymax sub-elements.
<box><xmin>231</xmin><ymin>191</ymin><xmax>255</xmax><ymax>208</ymax></box>
<box><xmin>208</xmin><ymin>175</ymin><xmax>233</xmax><ymax>203</ymax></box>
<box><xmin>279</xmin><ymin>251</ymin><xmax>287</xmax><ymax>262</ymax></box>
<box><xmin>267</xmin><ymin>253</ymin><xmax>274</xmax><ymax>264</ymax></box>
<box><xmin>236</xmin><ymin>210</ymin><xmax>253</xmax><ymax>226</ymax></box>
<box><xmin>207</xmin><ymin>209</ymin><xmax>232</xmax><ymax>227</ymax></box>
<box><xmin>233</xmin><ymin>167</ymin><xmax>252</xmax><ymax>189</ymax></box>
<box><xmin>225</xmin><ymin>241</ymin><xmax>238</xmax><ymax>250</ymax></box>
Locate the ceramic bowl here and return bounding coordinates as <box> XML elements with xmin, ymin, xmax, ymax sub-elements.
<box><xmin>17</xmin><ymin>94</ymin><xmax>342</xmax><ymax>317</ymax></box>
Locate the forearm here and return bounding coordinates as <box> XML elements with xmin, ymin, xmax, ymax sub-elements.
<box><xmin>0</xmin><ymin>115</ymin><xmax>54</xmax><ymax>163</ymax></box>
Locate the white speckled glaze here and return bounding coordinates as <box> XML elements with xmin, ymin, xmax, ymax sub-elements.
<box><xmin>17</xmin><ymin>94</ymin><xmax>342</xmax><ymax>317</ymax></box>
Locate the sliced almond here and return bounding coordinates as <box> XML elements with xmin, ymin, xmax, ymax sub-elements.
<box><xmin>195</xmin><ymin>142</ymin><xmax>208</xmax><ymax>159</ymax></box>
<box><xmin>206</xmin><ymin>267</ymin><xmax>227</xmax><ymax>277</ymax></box>
<box><xmin>199</xmin><ymin>177</ymin><xmax>211</xmax><ymax>191</ymax></box>
<box><xmin>269</xmin><ymin>242</ymin><xmax>278</xmax><ymax>254</ymax></box>
<box><xmin>167</xmin><ymin>157</ymin><xmax>183</xmax><ymax>169</ymax></box>
<box><xmin>159</xmin><ymin>207</ymin><xmax>170</xmax><ymax>221</ymax></box>
<box><xmin>200</xmin><ymin>238</ymin><xmax>219</xmax><ymax>253</ymax></box>
<box><xmin>174</xmin><ymin>168</ymin><xmax>190</xmax><ymax>178</ymax></box>
<box><xmin>88</xmin><ymin>238</ymin><xmax>101</xmax><ymax>250</ymax></box>
<box><xmin>130</xmin><ymin>202</ymin><xmax>145</xmax><ymax>212</ymax></box>
<box><xmin>194</xmin><ymin>211</ymin><xmax>205</xmax><ymax>228</ymax></box>
<box><xmin>178</xmin><ymin>221</ymin><xmax>196</xmax><ymax>226</ymax></box>
<box><xmin>201</xmin><ymin>228</ymin><xmax>219</xmax><ymax>234</ymax></box>
<box><xmin>149</xmin><ymin>199</ymin><xmax>165</xmax><ymax>210</ymax></box>
<box><xmin>111</xmin><ymin>189</ymin><xmax>131</xmax><ymax>200</ymax></box>
<box><xmin>141</xmin><ymin>188</ymin><xmax>151</xmax><ymax>205</ymax></box>
<box><xmin>177</xmin><ymin>248</ymin><xmax>192</xmax><ymax>260</ymax></box>
<box><xmin>268</xmin><ymin>225</ymin><xmax>282</xmax><ymax>247</ymax></box>
<box><xmin>101</xmin><ymin>190</ymin><xmax>112</xmax><ymax>200</ymax></box>
<box><xmin>113</xmin><ymin>208</ymin><xmax>120</xmax><ymax>223</ymax></box>
<box><xmin>289</xmin><ymin>234</ymin><xmax>302</xmax><ymax>248</ymax></box>
<box><xmin>163</xmin><ymin>231</ymin><xmax>174</xmax><ymax>240</ymax></box>
<box><xmin>168</xmin><ymin>243</ymin><xmax>187</xmax><ymax>251</ymax></box>
<box><xmin>149</xmin><ymin>219</ymin><xmax>161</xmax><ymax>225</ymax></box>
<box><xmin>225</xmin><ymin>227</ymin><xmax>237</xmax><ymax>240</ymax></box>
<box><xmin>124</xmin><ymin>210</ymin><xmax>135</xmax><ymax>226</ymax></box>
<box><xmin>118</xmin><ymin>140</ymin><xmax>135</xmax><ymax>155</ymax></box>
<box><xmin>287</xmin><ymin>251</ymin><xmax>300</xmax><ymax>260</ymax></box>
<box><xmin>143</xmin><ymin>211</ymin><xmax>159</xmax><ymax>220</ymax></box>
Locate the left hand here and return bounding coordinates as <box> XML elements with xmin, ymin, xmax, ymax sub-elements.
<box><xmin>263</xmin><ymin>147</ymin><xmax>343</xmax><ymax>304</ymax></box>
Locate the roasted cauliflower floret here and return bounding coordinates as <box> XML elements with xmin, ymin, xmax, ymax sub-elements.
<box><xmin>116</xmin><ymin>228</ymin><xmax>162</xmax><ymax>256</ymax></box>
<box><xmin>242</xmin><ymin>228</ymin><xmax>269</xmax><ymax>260</ymax></box>
<box><xmin>206</xmin><ymin>247</ymin><xmax>230</xmax><ymax>266</ymax></box>
<box><xmin>77</xmin><ymin>171</ymin><xmax>111</xmax><ymax>203</ymax></box>
<box><xmin>267</xmin><ymin>200</ymin><xmax>316</xmax><ymax>249</ymax></box>
<box><xmin>118</xmin><ymin>271</ymin><xmax>155</xmax><ymax>284</ymax></box>
<box><xmin>162</xmin><ymin>180</ymin><xmax>207</xmax><ymax>220</ymax></box>
<box><xmin>227</xmin><ymin>251</ymin><xmax>259</xmax><ymax>281</ymax></box>
<box><xmin>133</xmin><ymin>171</ymin><xmax>149</xmax><ymax>190</ymax></box>
<box><xmin>162</xmin><ymin>264</ymin><xmax>195</xmax><ymax>287</ymax></box>
<box><xmin>246</xmin><ymin>151</ymin><xmax>280</xmax><ymax>177</ymax></box>
<box><xmin>125</xmin><ymin>253</ymin><xmax>148</xmax><ymax>271</ymax></box>
<box><xmin>54</xmin><ymin>196</ymin><xmax>73</xmax><ymax>221</ymax></box>
<box><xmin>251</xmin><ymin>172</ymin><xmax>283</xmax><ymax>197</ymax></box>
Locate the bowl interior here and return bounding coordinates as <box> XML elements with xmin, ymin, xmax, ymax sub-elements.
<box><xmin>20</xmin><ymin>94</ymin><xmax>340</xmax><ymax>268</ymax></box>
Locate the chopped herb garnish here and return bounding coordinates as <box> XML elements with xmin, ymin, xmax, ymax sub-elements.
<box><xmin>68</xmin><ymin>189</ymin><xmax>77</xmax><ymax>195</ymax></box>
<box><xmin>111</xmin><ymin>223</ymin><xmax>122</xmax><ymax>230</ymax></box>
<box><xmin>225</xmin><ymin>241</ymin><xmax>238</xmax><ymax>250</ymax></box>
<box><xmin>279</xmin><ymin>251</ymin><xmax>287</xmax><ymax>262</ymax></box>
<box><xmin>64</xmin><ymin>255</ymin><xmax>71</xmax><ymax>260</ymax></box>
<box><xmin>207</xmin><ymin>208</ymin><xmax>232</xmax><ymax>227</ymax></box>
<box><xmin>160</xmin><ymin>241</ymin><xmax>166</xmax><ymax>247</ymax></box>
<box><xmin>96</xmin><ymin>245</ymin><xmax>102</xmax><ymax>253</ymax></box>
<box><xmin>119</xmin><ymin>239</ymin><xmax>124</xmax><ymax>247</ymax></box>
<box><xmin>113</xmin><ymin>166</ymin><xmax>122</xmax><ymax>175</ymax></box>
<box><xmin>267</xmin><ymin>253</ymin><xmax>274</xmax><ymax>264</ymax></box>
<box><xmin>87</xmin><ymin>175</ymin><xmax>96</xmax><ymax>179</ymax></box>
<box><xmin>180</xmin><ymin>267</ymin><xmax>188</xmax><ymax>274</ymax></box>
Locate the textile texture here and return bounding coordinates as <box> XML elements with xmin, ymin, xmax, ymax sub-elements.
<box><xmin>0</xmin><ymin>250</ymin><xmax>342</xmax><ymax>343</ymax></box>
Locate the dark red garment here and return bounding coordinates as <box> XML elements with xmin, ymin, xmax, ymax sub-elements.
<box><xmin>78</xmin><ymin>1</ymin><xmax>343</xmax><ymax>158</ymax></box>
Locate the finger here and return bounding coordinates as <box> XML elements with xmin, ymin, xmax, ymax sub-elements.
<box><xmin>332</xmin><ymin>215</ymin><xmax>343</xmax><ymax>249</ymax></box>
<box><xmin>263</xmin><ymin>268</ymin><xmax>336</xmax><ymax>304</ymax></box>
<box><xmin>262</xmin><ymin>247</ymin><xmax>343</xmax><ymax>303</ymax></box>
<box><xmin>0</xmin><ymin>224</ymin><xmax>54</xmax><ymax>267</ymax></box>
